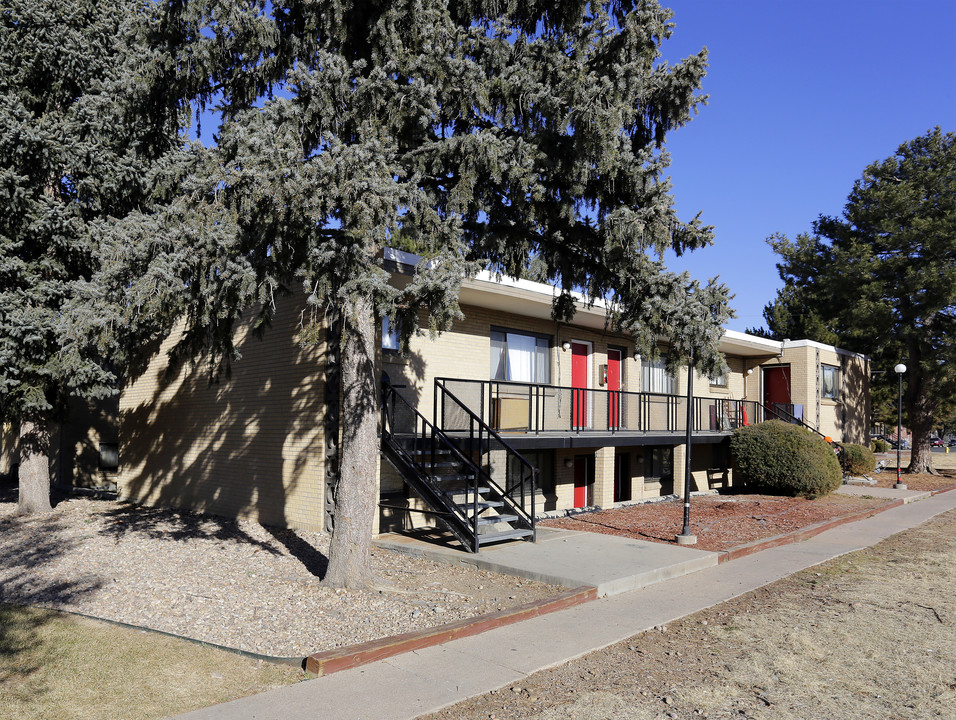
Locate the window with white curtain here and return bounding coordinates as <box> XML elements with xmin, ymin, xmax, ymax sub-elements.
<box><xmin>821</xmin><ymin>364</ymin><xmax>840</xmax><ymax>399</ymax></box>
<box><xmin>641</xmin><ymin>357</ymin><xmax>676</xmax><ymax>394</ymax></box>
<box><xmin>490</xmin><ymin>329</ymin><xmax>550</xmax><ymax>383</ymax></box>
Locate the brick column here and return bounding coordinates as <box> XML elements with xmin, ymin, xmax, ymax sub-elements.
<box><xmin>672</xmin><ymin>443</ymin><xmax>686</xmax><ymax>498</ymax></box>
<box><xmin>593</xmin><ymin>446</ymin><xmax>615</xmax><ymax>507</ymax></box>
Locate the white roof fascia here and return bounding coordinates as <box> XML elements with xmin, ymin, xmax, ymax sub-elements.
<box><xmin>781</xmin><ymin>338</ymin><xmax>869</xmax><ymax>361</ymax></box>
<box><xmin>385</xmin><ymin>248</ymin><xmax>866</xmax><ymax>359</ymax></box>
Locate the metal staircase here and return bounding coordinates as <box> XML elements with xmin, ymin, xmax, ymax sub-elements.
<box><xmin>380</xmin><ymin>380</ymin><xmax>535</xmax><ymax>552</ymax></box>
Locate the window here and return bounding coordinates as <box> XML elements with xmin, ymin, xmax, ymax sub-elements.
<box><xmin>821</xmin><ymin>364</ymin><xmax>839</xmax><ymax>400</ymax></box>
<box><xmin>382</xmin><ymin>316</ymin><xmax>401</xmax><ymax>352</ymax></box>
<box><xmin>710</xmin><ymin>371</ymin><xmax>728</xmax><ymax>388</ymax></box>
<box><xmin>490</xmin><ymin>329</ymin><xmax>550</xmax><ymax>383</ymax></box>
<box><xmin>99</xmin><ymin>443</ymin><xmax>119</xmax><ymax>472</ymax></box>
<box><xmin>644</xmin><ymin>446</ymin><xmax>673</xmax><ymax>482</ymax></box>
<box><xmin>641</xmin><ymin>357</ymin><xmax>676</xmax><ymax>394</ymax></box>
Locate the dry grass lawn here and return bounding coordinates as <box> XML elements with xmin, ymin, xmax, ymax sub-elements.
<box><xmin>0</xmin><ymin>604</ymin><xmax>303</xmax><ymax>720</ymax></box>
<box><xmin>425</xmin><ymin>507</ymin><xmax>956</xmax><ymax>719</ymax></box>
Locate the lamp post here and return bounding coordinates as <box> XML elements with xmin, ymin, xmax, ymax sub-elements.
<box><xmin>894</xmin><ymin>363</ymin><xmax>907</xmax><ymax>490</ymax></box>
<box><xmin>676</xmin><ymin>362</ymin><xmax>697</xmax><ymax>545</ymax></box>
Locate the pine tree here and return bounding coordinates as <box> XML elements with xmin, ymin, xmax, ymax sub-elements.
<box><xmin>764</xmin><ymin>128</ymin><xmax>956</xmax><ymax>473</ymax></box>
<box><xmin>0</xmin><ymin>0</ymin><xmax>194</xmax><ymax>512</ymax></box>
<box><xmin>114</xmin><ymin>0</ymin><xmax>729</xmax><ymax>586</ymax></box>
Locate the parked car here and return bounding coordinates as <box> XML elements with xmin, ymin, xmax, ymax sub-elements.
<box><xmin>932</xmin><ymin>438</ymin><xmax>944</xmax><ymax>447</ymax></box>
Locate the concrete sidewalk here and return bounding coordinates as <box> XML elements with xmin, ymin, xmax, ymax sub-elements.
<box><xmin>172</xmin><ymin>488</ymin><xmax>956</xmax><ymax>720</ymax></box>
<box><xmin>376</xmin><ymin>525</ymin><xmax>719</xmax><ymax>597</ymax></box>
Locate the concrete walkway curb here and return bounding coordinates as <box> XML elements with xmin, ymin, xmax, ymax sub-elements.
<box><xmin>172</xmin><ymin>488</ymin><xmax>956</xmax><ymax>720</ymax></box>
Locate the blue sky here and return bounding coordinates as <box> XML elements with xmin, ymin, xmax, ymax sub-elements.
<box><xmin>657</xmin><ymin>0</ymin><xmax>956</xmax><ymax>332</ymax></box>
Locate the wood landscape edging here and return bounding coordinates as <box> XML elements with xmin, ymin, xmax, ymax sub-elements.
<box><xmin>305</xmin><ymin>585</ymin><xmax>596</xmax><ymax>676</ymax></box>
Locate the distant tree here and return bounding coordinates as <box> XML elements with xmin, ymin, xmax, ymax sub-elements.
<box><xmin>0</xmin><ymin>1</ymin><xmax>195</xmax><ymax>512</ymax></box>
<box><xmin>764</xmin><ymin>128</ymin><xmax>956</xmax><ymax>473</ymax></box>
<box><xmin>103</xmin><ymin>0</ymin><xmax>730</xmax><ymax>587</ymax></box>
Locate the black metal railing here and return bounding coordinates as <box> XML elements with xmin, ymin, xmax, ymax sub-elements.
<box><xmin>382</xmin><ymin>380</ymin><xmax>535</xmax><ymax>551</ymax></box>
<box><xmin>381</xmin><ymin>380</ymin><xmax>483</xmax><ymax>551</ymax></box>
<box><xmin>693</xmin><ymin>397</ymin><xmax>764</xmax><ymax>432</ymax></box>
<box><xmin>435</xmin><ymin>377</ymin><xmax>765</xmax><ymax>436</ymax></box>
<box><xmin>433</xmin><ymin>378</ymin><xmax>537</xmax><ymax>529</ymax></box>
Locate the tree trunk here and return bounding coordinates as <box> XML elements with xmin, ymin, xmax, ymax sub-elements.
<box><xmin>17</xmin><ymin>420</ymin><xmax>53</xmax><ymax>514</ymax></box>
<box><xmin>908</xmin><ymin>403</ymin><xmax>937</xmax><ymax>474</ymax></box>
<box><xmin>324</xmin><ymin>294</ymin><xmax>378</xmax><ymax>589</ymax></box>
<box><xmin>907</xmin><ymin>365</ymin><xmax>937</xmax><ymax>474</ymax></box>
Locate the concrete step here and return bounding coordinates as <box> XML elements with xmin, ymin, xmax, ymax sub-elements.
<box><xmin>476</xmin><ymin>527</ymin><xmax>535</xmax><ymax>544</ymax></box>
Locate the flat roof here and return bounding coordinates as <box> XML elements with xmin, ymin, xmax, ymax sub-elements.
<box><xmin>384</xmin><ymin>248</ymin><xmax>866</xmax><ymax>359</ymax></box>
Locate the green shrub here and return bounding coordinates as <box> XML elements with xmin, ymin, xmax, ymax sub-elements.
<box><xmin>730</xmin><ymin>420</ymin><xmax>842</xmax><ymax>498</ymax></box>
<box><xmin>839</xmin><ymin>443</ymin><xmax>876</xmax><ymax>475</ymax></box>
<box><xmin>872</xmin><ymin>438</ymin><xmax>889</xmax><ymax>453</ymax></box>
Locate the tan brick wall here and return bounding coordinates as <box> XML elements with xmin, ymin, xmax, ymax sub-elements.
<box><xmin>757</xmin><ymin>344</ymin><xmax>869</xmax><ymax>444</ymax></box>
<box><xmin>117</xmin><ymin>295</ymin><xmax>326</xmax><ymax>532</ymax></box>
<box><xmin>383</xmin><ymin>303</ymin><xmax>639</xmax><ymax>424</ymax></box>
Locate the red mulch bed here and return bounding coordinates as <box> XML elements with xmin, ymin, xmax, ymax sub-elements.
<box><xmin>540</xmin><ymin>493</ymin><xmax>896</xmax><ymax>553</ymax></box>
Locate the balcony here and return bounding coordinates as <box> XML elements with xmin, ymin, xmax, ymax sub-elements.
<box><xmin>435</xmin><ymin>378</ymin><xmax>766</xmax><ymax>450</ymax></box>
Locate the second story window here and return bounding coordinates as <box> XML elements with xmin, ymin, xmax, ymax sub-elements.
<box><xmin>490</xmin><ymin>329</ymin><xmax>550</xmax><ymax>383</ymax></box>
<box><xmin>382</xmin><ymin>316</ymin><xmax>401</xmax><ymax>352</ymax></box>
<box><xmin>642</xmin><ymin>357</ymin><xmax>677</xmax><ymax>394</ymax></box>
<box><xmin>821</xmin><ymin>364</ymin><xmax>840</xmax><ymax>399</ymax></box>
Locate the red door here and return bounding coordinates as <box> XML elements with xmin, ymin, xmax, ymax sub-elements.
<box><xmin>574</xmin><ymin>456</ymin><xmax>591</xmax><ymax>508</ymax></box>
<box><xmin>571</xmin><ymin>342</ymin><xmax>589</xmax><ymax>429</ymax></box>
<box><xmin>764</xmin><ymin>366</ymin><xmax>791</xmax><ymax>415</ymax></box>
<box><xmin>607</xmin><ymin>348</ymin><xmax>622</xmax><ymax>429</ymax></box>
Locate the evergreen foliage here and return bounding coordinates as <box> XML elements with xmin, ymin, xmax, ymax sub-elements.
<box><xmin>763</xmin><ymin>128</ymin><xmax>956</xmax><ymax>473</ymax></box>
<box><xmin>838</xmin><ymin>443</ymin><xmax>876</xmax><ymax>476</ymax></box>
<box><xmin>730</xmin><ymin>421</ymin><xmax>842</xmax><ymax>498</ymax></box>
<box><xmin>0</xmin><ymin>0</ymin><xmax>195</xmax><ymax>510</ymax></box>
<box><xmin>41</xmin><ymin>1</ymin><xmax>732</xmax><ymax>583</ymax></box>
<box><xmin>126</xmin><ymin>0</ymin><xmax>730</xmax><ymax>586</ymax></box>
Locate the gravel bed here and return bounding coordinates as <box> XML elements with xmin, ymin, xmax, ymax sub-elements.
<box><xmin>0</xmin><ymin>492</ymin><xmax>564</xmax><ymax>657</ymax></box>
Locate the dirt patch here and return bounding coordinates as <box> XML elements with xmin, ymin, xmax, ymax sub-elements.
<box><xmin>541</xmin><ymin>493</ymin><xmax>893</xmax><ymax>552</ymax></box>
<box><xmin>869</xmin><ymin>454</ymin><xmax>956</xmax><ymax>491</ymax></box>
<box><xmin>423</xmin><ymin>508</ymin><xmax>956</xmax><ymax>720</ymax></box>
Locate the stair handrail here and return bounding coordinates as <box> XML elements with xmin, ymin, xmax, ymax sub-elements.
<box><xmin>382</xmin><ymin>379</ymin><xmax>484</xmax><ymax>550</ymax></box>
<box><xmin>434</xmin><ymin>378</ymin><xmax>536</xmax><ymax>531</ymax></box>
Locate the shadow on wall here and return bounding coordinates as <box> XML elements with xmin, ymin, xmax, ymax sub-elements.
<box><xmin>841</xmin><ymin>354</ymin><xmax>870</xmax><ymax>444</ymax></box>
<box><xmin>118</xmin><ymin>295</ymin><xmax>325</xmax><ymax>533</ymax></box>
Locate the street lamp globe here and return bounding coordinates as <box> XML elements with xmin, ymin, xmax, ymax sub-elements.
<box><xmin>895</xmin><ymin>363</ymin><xmax>907</xmax><ymax>374</ymax></box>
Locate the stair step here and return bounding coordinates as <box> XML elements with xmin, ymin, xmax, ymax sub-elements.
<box><xmin>442</xmin><ymin>486</ymin><xmax>490</xmax><ymax>497</ymax></box>
<box><xmin>459</xmin><ymin>500</ymin><xmax>504</xmax><ymax>511</ymax></box>
<box><xmin>433</xmin><ymin>473</ymin><xmax>478</xmax><ymax>482</ymax></box>
<box><xmin>476</xmin><ymin>527</ymin><xmax>535</xmax><ymax>544</ymax></box>
<box><xmin>477</xmin><ymin>513</ymin><xmax>518</xmax><ymax>525</ymax></box>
